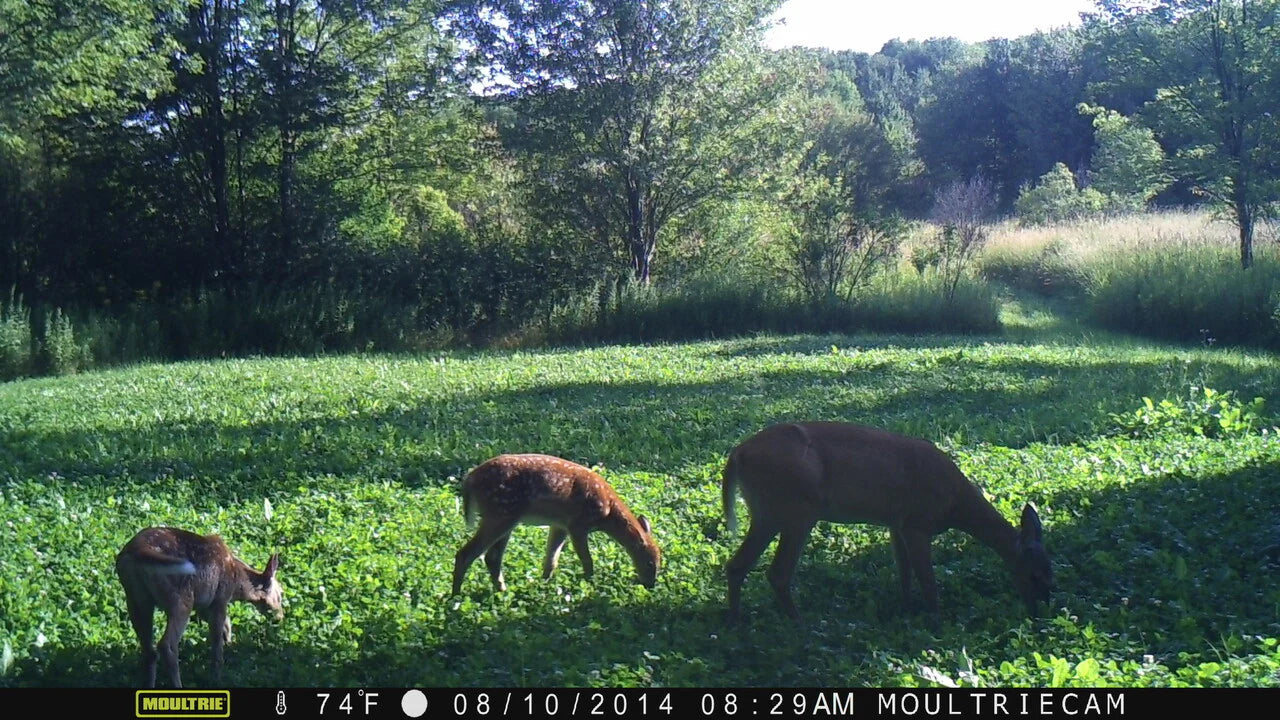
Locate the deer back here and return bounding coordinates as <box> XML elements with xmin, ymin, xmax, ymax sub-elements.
<box><xmin>731</xmin><ymin>422</ymin><xmax>976</xmax><ymax>532</ymax></box>
<box><xmin>117</xmin><ymin>528</ymin><xmax>249</xmax><ymax>611</ymax></box>
<box><xmin>464</xmin><ymin>454</ymin><xmax>629</xmax><ymax>528</ymax></box>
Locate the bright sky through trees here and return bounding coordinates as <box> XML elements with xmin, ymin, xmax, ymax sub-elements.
<box><xmin>766</xmin><ymin>0</ymin><xmax>1097</xmax><ymax>52</ymax></box>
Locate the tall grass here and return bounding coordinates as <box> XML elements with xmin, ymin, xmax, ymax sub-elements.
<box><xmin>978</xmin><ymin>210</ymin><xmax>1280</xmax><ymax>348</ymax></box>
<box><xmin>1087</xmin><ymin>248</ymin><xmax>1280</xmax><ymax>347</ymax></box>
<box><xmin>532</xmin><ymin>270</ymin><xmax>1000</xmax><ymax>345</ymax></box>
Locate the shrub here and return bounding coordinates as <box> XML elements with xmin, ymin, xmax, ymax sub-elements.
<box><xmin>1</xmin><ymin>291</ymin><xmax>32</xmax><ymax>381</ymax></box>
<box><xmin>1015</xmin><ymin>163</ymin><xmax>1108</xmax><ymax>226</ymax></box>
<box><xmin>1080</xmin><ymin>104</ymin><xmax>1171</xmax><ymax>212</ymax></box>
<box><xmin>1111</xmin><ymin>387</ymin><xmax>1265</xmax><ymax>439</ymax></box>
<box><xmin>929</xmin><ymin>176</ymin><xmax>997</xmax><ymax>302</ymax></box>
<box><xmin>38</xmin><ymin>309</ymin><xmax>92</xmax><ymax>376</ymax></box>
<box><xmin>785</xmin><ymin>177</ymin><xmax>903</xmax><ymax>303</ymax></box>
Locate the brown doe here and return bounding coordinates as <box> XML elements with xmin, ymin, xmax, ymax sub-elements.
<box><xmin>452</xmin><ymin>454</ymin><xmax>661</xmax><ymax>594</ymax></box>
<box><xmin>116</xmin><ymin>527</ymin><xmax>283</xmax><ymax>687</ymax></box>
<box><xmin>722</xmin><ymin>422</ymin><xmax>1052</xmax><ymax>624</ymax></box>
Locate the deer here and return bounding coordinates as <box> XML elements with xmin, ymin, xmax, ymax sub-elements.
<box><xmin>721</xmin><ymin>422</ymin><xmax>1052</xmax><ymax>625</ymax></box>
<box><xmin>451</xmin><ymin>454</ymin><xmax>661</xmax><ymax>595</ymax></box>
<box><xmin>115</xmin><ymin>527</ymin><xmax>283</xmax><ymax>688</ymax></box>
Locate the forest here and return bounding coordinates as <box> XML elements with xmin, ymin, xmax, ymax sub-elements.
<box><xmin>2</xmin><ymin>0</ymin><xmax>1277</xmax><ymax>379</ymax></box>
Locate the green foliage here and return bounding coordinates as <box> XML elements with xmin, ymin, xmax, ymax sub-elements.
<box><xmin>2</xmin><ymin>332</ymin><xmax>1280</xmax><ymax>686</ymax></box>
<box><xmin>537</xmin><ymin>269</ymin><xmax>998</xmax><ymax>344</ymax></box>
<box><xmin>1095</xmin><ymin>0</ymin><xmax>1280</xmax><ymax>268</ymax></box>
<box><xmin>38</xmin><ymin>309</ymin><xmax>92</xmax><ymax>376</ymax></box>
<box><xmin>978</xmin><ymin>239</ymin><xmax>1095</xmax><ymax>299</ymax></box>
<box><xmin>1015</xmin><ymin>164</ymin><xmax>1108</xmax><ymax>226</ymax></box>
<box><xmin>467</xmin><ymin>0</ymin><xmax>797</xmax><ymax>282</ymax></box>
<box><xmin>1087</xmin><ymin>247</ymin><xmax>1280</xmax><ymax>348</ymax></box>
<box><xmin>1111</xmin><ymin>387</ymin><xmax>1265</xmax><ymax>439</ymax></box>
<box><xmin>0</xmin><ymin>0</ymin><xmax>180</xmax><ymax>144</ymax></box>
<box><xmin>1079</xmin><ymin>104</ymin><xmax>1170</xmax><ymax>212</ymax></box>
<box><xmin>784</xmin><ymin>176</ymin><xmax>904</xmax><ymax>303</ymax></box>
<box><xmin>0</xmin><ymin>292</ymin><xmax>32</xmax><ymax>381</ymax></box>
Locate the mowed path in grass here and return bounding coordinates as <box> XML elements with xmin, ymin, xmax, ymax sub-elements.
<box><xmin>2</xmin><ymin>325</ymin><xmax>1279</xmax><ymax>687</ymax></box>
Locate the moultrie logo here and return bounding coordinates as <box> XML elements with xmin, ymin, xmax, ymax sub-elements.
<box><xmin>135</xmin><ymin>690</ymin><xmax>231</xmax><ymax>718</ymax></box>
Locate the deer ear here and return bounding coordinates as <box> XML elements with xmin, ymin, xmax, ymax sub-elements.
<box><xmin>638</xmin><ymin>515</ymin><xmax>651</xmax><ymax>534</ymax></box>
<box><xmin>1020</xmin><ymin>503</ymin><xmax>1043</xmax><ymax>544</ymax></box>
<box><xmin>264</xmin><ymin>553</ymin><xmax>280</xmax><ymax>579</ymax></box>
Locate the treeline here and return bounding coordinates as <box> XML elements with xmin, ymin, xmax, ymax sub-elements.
<box><xmin>1</xmin><ymin>1</ymin><xmax>1278</xmax><ymax>376</ymax></box>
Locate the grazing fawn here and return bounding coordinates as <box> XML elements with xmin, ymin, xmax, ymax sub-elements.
<box><xmin>722</xmin><ymin>422</ymin><xmax>1052</xmax><ymax>624</ymax></box>
<box><xmin>452</xmin><ymin>454</ymin><xmax>661</xmax><ymax>594</ymax></box>
<box><xmin>116</xmin><ymin>527</ymin><xmax>283</xmax><ymax>687</ymax></box>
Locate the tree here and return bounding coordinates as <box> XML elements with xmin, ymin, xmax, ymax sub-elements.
<box><xmin>930</xmin><ymin>176</ymin><xmax>997</xmax><ymax>302</ymax></box>
<box><xmin>1015</xmin><ymin>163</ymin><xmax>1108</xmax><ymax>225</ymax></box>
<box><xmin>1079</xmin><ymin>103</ymin><xmax>1171</xmax><ymax>211</ymax></box>
<box><xmin>1094</xmin><ymin>0</ymin><xmax>1280</xmax><ymax>268</ymax></box>
<box><xmin>0</xmin><ymin>0</ymin><xmax>180</xmax><ymax>297</ymax></box>
<box><xmin>0</xmin><ymin>0</ymin><xmax>179</xmax><ymax>145</ymax></box>
<box><xmin>458</xmin><ymin>0</ymin><xmax>791</xmax><ymax>283</ymax></box>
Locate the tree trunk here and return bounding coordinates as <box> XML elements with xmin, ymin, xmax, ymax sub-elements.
<box><xmin>1238</xmin><ymin>200</ymin><xmax>1254</xmax><ymax>270</ymax></box>
<box><xmin>198</xmin><ymin>1</ymin><xmax>233</xmax><ymax>286</ymax></box>
<box><xmin>626</xmin><ymin>181</ymin><xmax>648</xmax><ymax>284</ymax></box>
<box><xmin>274</xmin><ymin>0</ymin><xmax>297</xmax><ymax>269</ymax></box>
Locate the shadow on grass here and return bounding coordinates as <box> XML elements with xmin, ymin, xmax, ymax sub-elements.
<box><xmin>3</xmin><ymin>346</ymin><xmax>1277</xmax><ymax>502</ymax></box>
<box><xmin>11</xmin><ymin>458</ymin><xmax>1279</xmax><ymax>688</ymax></box>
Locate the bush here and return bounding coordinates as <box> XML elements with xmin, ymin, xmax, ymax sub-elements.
<box><xmin>38</xmin><ymin>309</ymin><xmax>92</xmax><ymax>376</ymax></box>
<box><xmin>1080</xmin><ymin>104</ymin><xmax>1170</xmax><ymax>212</ymax></box>
<box><xmin>1015</xmin><ymin>164</ymin><xmax>1108</xmax><ymax>226</ymax></box>
<box><xmin>1</xmin><ymin>292</ymin><xmax>33</xmax><ymax>381</ymax></box>
<box><xmin>929</xmin><ymin>176</ymin><xmax>997</xmax><ymax>302</ymax></box>
<box><xmin>1111</xmin><ymin>387</ymin><xmax>1264</xmax><ymax>439</ymax></box>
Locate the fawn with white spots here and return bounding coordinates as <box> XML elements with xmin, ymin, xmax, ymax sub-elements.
<box><xmin>452</xmin><ymin>454</ymin><xmax>661</xmax><ymax>594</ymax></box>
<box><xmin>722</xmin><ymin>422</ymin><xmax>1052</xmax><ymax>624</ymax></box>
<box><xmin>116</xmin><ymin>527</ymin><xmax>283</xmax><ymax>687</ymax></box>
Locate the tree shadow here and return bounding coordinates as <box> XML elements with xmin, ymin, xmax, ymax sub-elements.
<box><xmin>3</xmin><ymin>350</ymin><xmax>1277</xmax><ymax>500</ymax></box>
<box><xmin>6</xmin><ymin>459</ymin><xmax>1279</xmax><ymax>688</ymax></box>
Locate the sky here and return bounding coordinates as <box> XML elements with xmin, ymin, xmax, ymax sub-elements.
<box><xmin>765</xmin><ymin>0</ymin><xmax>1099</xmax><ymax>54</ymax></box>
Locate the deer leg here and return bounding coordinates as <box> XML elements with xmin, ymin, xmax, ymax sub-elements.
<box><xmin>767</xmin><ymin>523</ymin><xmax>816</xmax><ymax>625</ymax></box>
<box><xmin>542</xmin><ymin>527</ymin><xmax>569</xmax><ymax>579</ymax></box>
<box><xmin>901</xmin><ymin>529</ymin><xmax>940</xmax><ymax>617</ymax></box>
<box><xmin>890</xmin><ymin>528</ymin><xmax>914</xmax><ymax>607</ymax></box>
<box><xmin>569</xmin><ymin>529</ymin><xmax>594</xmax><ymax>579</ymax></box>
<box><xmin>206</xmin><ymin>605</ymin><xmax>229</xmax><ymax>685</ymax></box>
<box><xmin>157</xmin><ymin>607</ymin><xmax>191</xmax><ymax>689</ymax></box>
<box><xmin>725</xmin><ymin>521</ymin><xmax>778</xmax><ymax>625</ymax></box>
<box><xmin>484</xmin><ymin>534</ymin><xmax>512</xmax><ymax>592</ymax></box>
<box><xmin>453</xmin><ymin>516</ymin><xmax>518</xmax><ymax>594</ymax></box>
<box><xmin>126</xmin><ymin>596</ymin><xmax>157</xmax><ymax>688</ymax></box>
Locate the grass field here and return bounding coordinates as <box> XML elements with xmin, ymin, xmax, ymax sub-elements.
<box><xmin>3</xmin><ymin>315</ymin><xmax>1280</xmax><ymax>687</ymax></box>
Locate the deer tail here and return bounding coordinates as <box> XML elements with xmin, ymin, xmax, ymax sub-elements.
<box><xmin>722</xmin><ymin>452</ymin><xmax>740</xmax><ymax>534</ymax></box>
<box><xmin>130</xmin><ymin>547</ymin><xmax>197</xmax><ymax>575</ymax></box>
<box><xmin>461</xmin><ymin>478</ymin><xmax>476</xmax><ymax>529</ymax></box>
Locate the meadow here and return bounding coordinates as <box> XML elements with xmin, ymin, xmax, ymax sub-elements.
<box><xmin>3</xmin><ymin>314</ymin><xmax>1280</xmax><ymax>687</ymax></box>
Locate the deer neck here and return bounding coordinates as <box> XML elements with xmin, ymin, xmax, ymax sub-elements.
<box><xmin>227</xmin><ymin>558</ymin><xmax>260</xmax><ymax>602</ymax></box>
<box><xmin>601</xmin><ymin>506</ymin><xmax>643</xmax><ymax>552</ymax></box>
<box><xmin>951</xmin><ymin>489</ymin><xmax>1020</xmax><ymax>566</ymax></box>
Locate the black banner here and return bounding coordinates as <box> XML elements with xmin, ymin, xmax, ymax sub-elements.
<box><xmin>0</xmin><ymin>687</ymin><xmax>1267</xmax><ymax>719</ymax></box>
